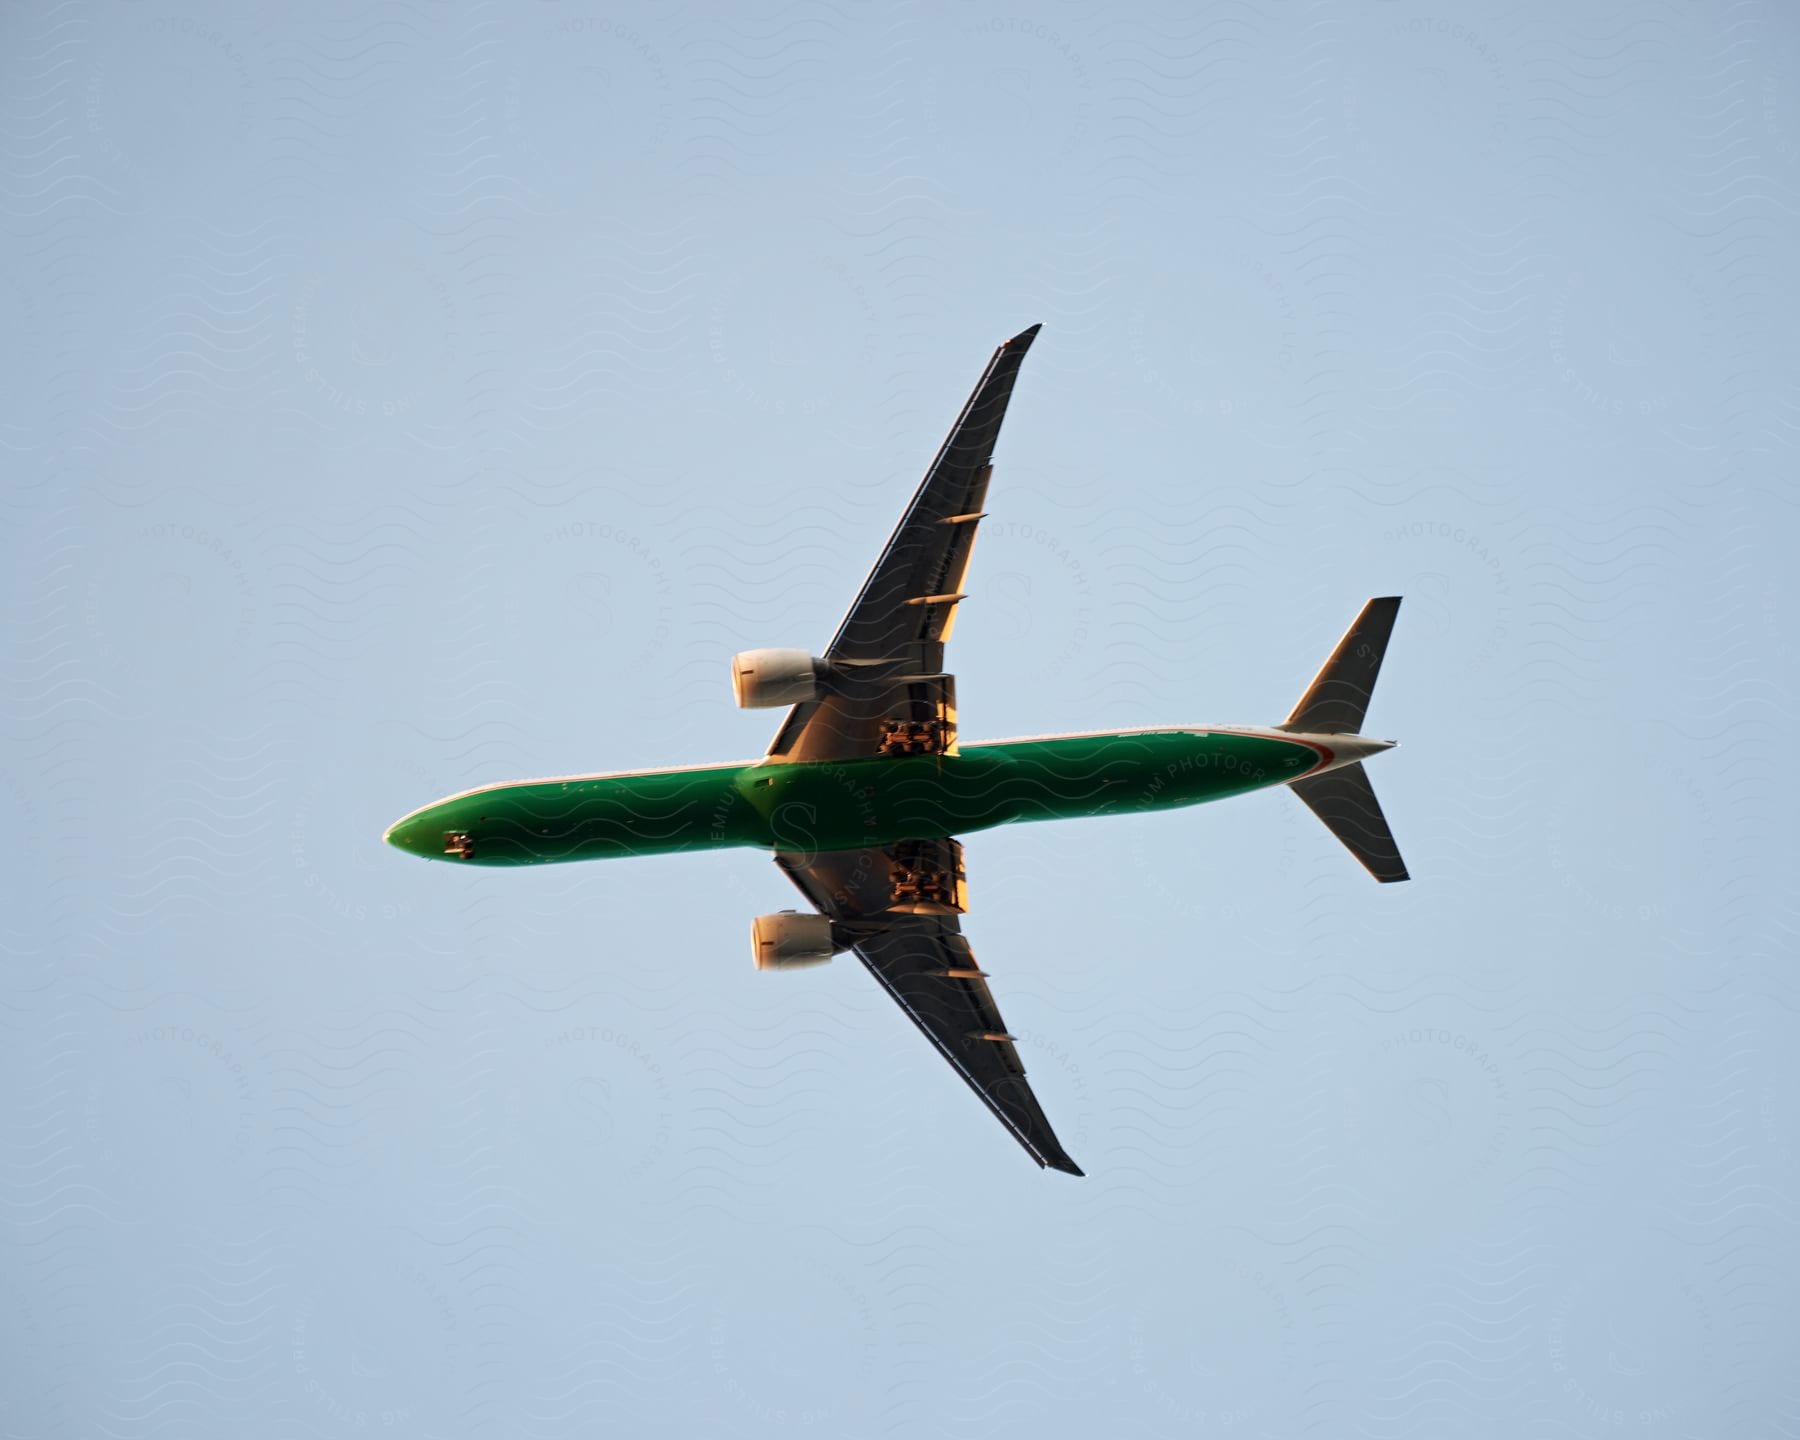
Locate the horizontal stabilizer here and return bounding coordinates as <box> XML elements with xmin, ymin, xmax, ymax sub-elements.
<box><xmin>1289</xmin><ymin>761</ymin><xmax>1409</xmax><ymax>883</ymax></box>
<box><xmin>1280</xmin><ymin>596</ymin><xmax>1401</xmax><ymax>736</ymax></box>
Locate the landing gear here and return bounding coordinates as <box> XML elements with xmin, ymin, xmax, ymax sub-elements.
<box><xmin>878</xmin><ymin>717</ymin><xmax>952</xmax><ymax>756</ymax></box>
<box><xmin>888</xmin><ymin>838</ymin><xmax>967</xmax><ymax>915</ymax></box>
<box><xmin>443</xmin><ymin>832</ymin><xmax>476</xmax><ymax>859</ymax></box>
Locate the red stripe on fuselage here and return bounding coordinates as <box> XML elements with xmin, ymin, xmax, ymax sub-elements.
<box><xmin>1203</xmin><ymin>727</ymin><xmax>1335</xmax><ymax>774</ymax></box>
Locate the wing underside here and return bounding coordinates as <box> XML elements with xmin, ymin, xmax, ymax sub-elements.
<box><xmin>763</xmin><ymin>329</ymin><xmax>1078</xmax><ymax>1174</ymax></box>
<box><xmin>767</xmin><ymin>324</ymin><xmax>1040</xmax><ymax>765</ymax></box>
<box><xmin>776</xmin><ymin>844</ymin><xmax>1082</xmax><ymax>1176</ymax></box>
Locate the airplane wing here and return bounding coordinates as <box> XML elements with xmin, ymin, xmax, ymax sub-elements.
<box><xmin>766</xmin><ymin>324</ymin><xmax>1041</xmax><ymax>764</ymax></box>
<box><xmin>775</xmin><ymin>840</ymin><xmax>1083</xmax><ymax>1176</ymax></box>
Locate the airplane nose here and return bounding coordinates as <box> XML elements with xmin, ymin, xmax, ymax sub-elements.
<box><xmin>384</xmin><ymin>814</ymin><xmax>431</xmax><ymax>857</ymax></box>
<box><xmin>385</xmin><ymin>809</ymin><xmax>478</xmax><ymax>861</ymax></box>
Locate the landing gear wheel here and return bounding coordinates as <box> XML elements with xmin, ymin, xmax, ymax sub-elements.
<box><xmin>886</xmin><ymin>838</ymin><xmax>967</xmax><ymax>915</ymax></box>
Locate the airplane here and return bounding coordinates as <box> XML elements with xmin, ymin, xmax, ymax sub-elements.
<box><xmin>384</xmin><ymin>324</ymin><xmax>1408</xmax><ymax>1176</ymax></box>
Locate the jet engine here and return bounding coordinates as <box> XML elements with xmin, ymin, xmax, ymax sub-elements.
<box><xmin>752</xmin><ymin>910</ymin><xmax>837</xmax><ymax>970</ymax></box>
<box><xmin>731</xmin><ymin>648</ymin><xmax>824</xmax><ymax>709</ymax></box>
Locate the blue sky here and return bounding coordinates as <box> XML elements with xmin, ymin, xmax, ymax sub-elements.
<box><xmin>3</xmin><ymin>1</ymin><xmax>1797</xmax><ymax>1435</ymax></box>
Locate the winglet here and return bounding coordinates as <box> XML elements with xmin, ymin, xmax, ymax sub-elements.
<box><xmin>1003</xmin><ymin>323</ymin><xmax>1042</xmax><ymax>350</ymax></box>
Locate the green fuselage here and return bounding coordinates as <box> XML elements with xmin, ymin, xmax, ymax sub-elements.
<box><xmin>384</xmin><ymin>728</ymin><xmax>1331</xmax><ymax>866</ymax></box>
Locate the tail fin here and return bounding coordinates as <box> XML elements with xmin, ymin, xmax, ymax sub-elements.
<box><xmin>1289</xmin><ymin>762</ymin><xmax>1409</xmax><ymax>883</ymax></box>
<box><xmin>1278</xmin><ymin>596</ymin><xmax>1401</xmax><ymax>735</ymax></box>
<box><xmin>1281</xmin><ymin>597</ymin><xmax>1408</xmax><ymax>882</ymax></box>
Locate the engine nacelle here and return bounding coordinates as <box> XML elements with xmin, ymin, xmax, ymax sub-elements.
<box><xmin>752</xmin><ymin>910</ymin><xmax>836</xmax><ymax>970</ymax></box>
<box><xmin>731</xmin><ymin>648</ymin><xmax>824</xmax><ymax>709</ymax></box>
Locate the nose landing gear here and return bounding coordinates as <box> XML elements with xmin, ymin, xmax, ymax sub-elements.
<box><xmin>443</xmin><ymin>832</ymin><xmax>476</xmax><ymax>859</ymax></box>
